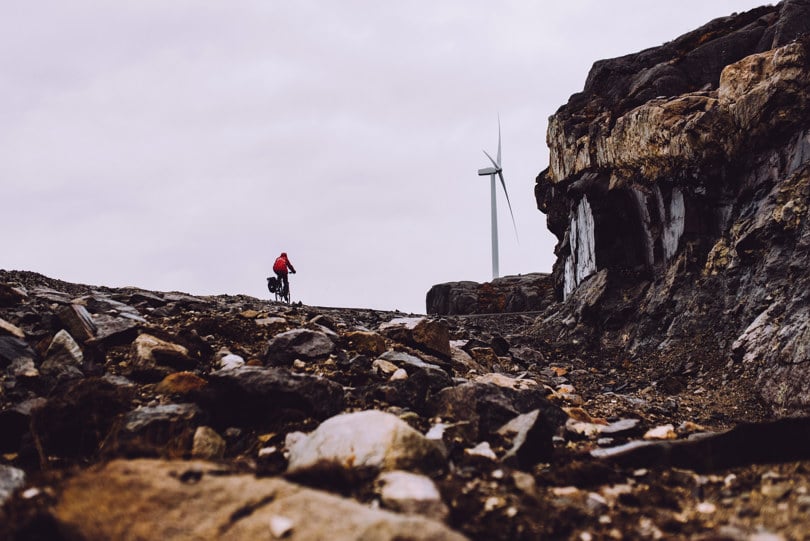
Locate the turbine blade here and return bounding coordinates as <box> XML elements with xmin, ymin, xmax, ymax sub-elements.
<box><xmin>482</xmin><ymin>149</ymin><xmax>499</xmax><ymax>171</ymax></box>
<box><xmin>497</xmin><ymin>170</ymin><xmax>519</xmax><ymax>243</ymax></box>
<box><xmin>496</xmin><ymin>115</ymin><xmax>502</xmax><ymax>167</ymax></box>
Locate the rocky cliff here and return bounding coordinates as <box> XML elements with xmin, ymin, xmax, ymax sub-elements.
<box><xmin>534</xmin><ymin>0</ymin><xmax>810</xmax><ymax>414</ymax></box>
<box><xmin>6</xmin><ymin>3</ymin><xmax>810</xmax><ymax>539</ymax></box>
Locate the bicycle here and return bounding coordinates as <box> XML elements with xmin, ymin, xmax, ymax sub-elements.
<box><xmin>267</xmin><ymin>274</ymin><xmax>291</xmax><ymax>304</ymax></box>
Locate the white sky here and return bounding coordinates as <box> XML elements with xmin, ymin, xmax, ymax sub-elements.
<box><xmin>2</xmin><ymin>1</ymin><xmax>770</xmax><ymax>314</ymax></box>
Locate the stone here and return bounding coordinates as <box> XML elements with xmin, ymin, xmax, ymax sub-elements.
<box><xmin>426</xmin><ymin>273</ymin><xmax>555</xmax><ymax>315</ymax></box>
<box><xmin>376</xmin><ymin>350</ymin><xmax>451</xmax><ymax>392</ymax></box>
<box><xmin>464</xmin><ymin>442</ymin><xmax>497</xmax><ymax>461</ymax></box>
<box><xmin>191</xmin><ymin>426</ymin><xmax>226</xmax><ymax>460</ymax></box>
<box><xmin>254</xmin><ymin>316</ymin><xmax>289</xmax><ymax>333</ymax></box>
<box><xmin>644</xmin><ymin>424</ymin><xmax>677</xmax><ymax>440</ymax></box>
<box><xmin>567</xmin><ymin>418</ymin><xmax>640</xmax><ymax>438</ymax></box>
<box><xmin>498</xmin><ymin>409</ymin><xmax>561</xmax><ymax>468</ymax></box>
<box><xmin>372</xmin><ymin>358</ymin><xmax>399</xmax><ymax>376</ymax></box>
<box><xmin>593</xmin><ymin>417</ymin><xmax>810</xmax><ymax>473</ymax></box>
<box><xmin>431</xmin><ymin>381</ymin><xmax>565</xmax><ymax>445</ymax></box>
<box><xmin>105</xmin><ymin>403</ymin><xmax>203</xmax><ymax>458</ymax></box>
<box><xmin>39</xmin><ymin>330</ymin><xmax>85</xmax><ymax>383</ymax></box>
<box><xmin>0</xmin><ymin>465</ymin><xmax>26</xmax><ymax>507</ymax></box>
<box><xmin>0</xmin><ymin>282</ymin><xmax>27</xmax><ymax>306</ymax></box>
<box><xmin>474</xmin><ymin>373</ymin><xmax>539</xmax><ymax>391</ymax></box>
<box><xmin>345</xmin><ymin>330</ymin><xmax>387</xmax><ymax>356</ymax></box>
<box><xmin>379</xmin><ymin>317</ymin><xmax>451</xmax><ymax>358</ymax></box>
<box><xmin>34</xmin><ymin>378</ymin><xmax>134</xmax><ymax>459</ymax></box>
<box><xmin>468</xmin><ymin>347</ymin><xmax>499</xmax><ymax>371</ymax></box>
<box><xmin>376</xmin><ymin>470</ymin><xmax>449</xmax><ymax>521</ymax></box>
<box><xmin>50</xmin><ymin>459</ymin><xmax>469</xmax><ymax>541</ymax></box>
<box><xmin>199</xmin><ymin>366</ymin><xmax>345</xmax><ymax>426</ymax></box>
<box><xmin>0</xmin><ymin>317</ymin><xmax>25</xmax><ymax>339</ymax></box>
<box><xmin>219</xmin><ymin>352</ymin><xmax>245</xmax><ymax>370</ymax></box>
<box><xmin>0</xmin><ymin>336</ymin><xmax>37</xmax><ymax>371</ymax></box>
<box><xmin>286</xmin><ymin>410</ymin><xmax>445</xmax><ymax>480</ymax></box>
<box><xmin>131</xmin><ymin>333</ymin><xmax>193</xmax><ymax>375</ymax></box>
<box><xmin>390</xmin><ymin>368</ymin><xmax>408</xmax><ymax>381</ymax></box>
<box><xmin>0</xmin><ymin>398</ymin><xmax>47</xmax><ymax>453</ymax></box>
<box><xmin>268</xmin><ymin>515</ymin><xmax>295</xmax><ymax>538</ymax></box>
<box><xmin>264</xmin><ymin>328</ymin><xmax>335</xmax><ymax>365</ymax></box>
<box><xmin>448</xmin><ymin>344</ymin><xmax>480</xmax><ymax>374</ymax></box>
<box><xmin>57</xmin><ymin>304</ymin><xmax>97</xmax><ymax>343</ymax></box>
<box><xmin>155</xmin><ymin>372</ymin><xmax>207</xmax><ymax>395</ymax></box>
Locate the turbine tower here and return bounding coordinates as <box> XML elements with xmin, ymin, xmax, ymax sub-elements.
<box><xmin>477</xmin><ymin>118</ymin><xmax>518</xmax><ymax>280</ymax></box>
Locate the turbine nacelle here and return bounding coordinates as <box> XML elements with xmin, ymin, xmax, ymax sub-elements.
<box><xmin>478</xmin><ymin>167</ymin><xmax>499</xmax><ymax>176</ymax></box>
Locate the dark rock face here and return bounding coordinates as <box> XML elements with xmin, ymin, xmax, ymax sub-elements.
<box><xmin>534</xmin><ymin>1</ymin><xmax>810</xmax><ymax>413</ymax></box>
<box><xmin>426</xmin><ymin>273</ymin><xmax>555</xmax><ymax>315</ymax></box>
<box><xmin>199</xmin><ymin>365</ymin><xmax>346</xmax><ymax>427</ymax></box>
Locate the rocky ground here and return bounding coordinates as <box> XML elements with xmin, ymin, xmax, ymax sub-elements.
<box><xmin>1</xmin><ymin>270</ymin><xmax>809</xmax><ymax>540</ymax></box>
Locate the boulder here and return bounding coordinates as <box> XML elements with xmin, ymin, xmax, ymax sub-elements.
<box><xmin>104</xmin><ymin>403</ymin><xmax>204</xmax><ymax>458</ymax></box>
<box><xmin>430</xmin><ymin>382</ymin><xmax>566</xmax><ymax>446</ymax></box>
<box><xmin>530</xmin><ymin>2</ymin><xmax>810</xmax><ymax>412</ymax></box>
<box><xmin>33</xmin><ymin>378</ymin><xmax>134</xmax><ymax>459</ymax></box>
<box><xmin>286</xmin><ymin>410</ymin><xmax>445</xmax><ymax>480</ymax></box>
<box><xmin>379</xmin><ymin>317</ymin><xmax>451</xmax><ymax>358</ymax></box>
<box><xmin>426</xmin><ymin>273</ymin><xmax>556</xmax><ymax>315</ymax></box>
<box><xmin>57</xmin><ymin>304</ymin><xmax>97</xmax><ymax>343</ymax></box>
<box><xmin>264</xmin><ymin>328</ymin><xmax>335</xmax><ymax>365</ymax></box>
<box><xmin>198</xmin><ymin>366</ymin><xmax>345</xmax><ymax>427</ymax></box>
<box><xmin>50</xmin><ymin>459</ymin><xmax>469</xmax><ymax>541</ymax></box>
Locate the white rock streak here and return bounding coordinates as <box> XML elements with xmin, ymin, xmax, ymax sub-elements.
<box><xmin>563</xmin><ymin>196</ymin><xmax>597</xmax><ymax>299</ymax></box>
<box><xmin>662</xmin><ymin>187</ymin><xmax>685</xmax><ymax>261</ymax></box>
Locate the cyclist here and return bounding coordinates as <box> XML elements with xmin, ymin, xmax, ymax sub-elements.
<box><xmin>272</xmin><ymin>252</ymin><xmax>296</xmax><ymax>299</ymax></box>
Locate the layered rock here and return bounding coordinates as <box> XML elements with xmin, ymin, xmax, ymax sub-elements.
<box><xmin>534</xmin><ymin>0</ymin><xmax>810</xmax><ymax>411</ymax></box>
<box><xmin>426</xmin><ymin>273</ymin><xmax>555</xmax><ymax>315</ymax></box>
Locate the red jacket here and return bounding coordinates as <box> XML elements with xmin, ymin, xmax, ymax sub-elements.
<box><xmin>273</xmin><ymin>253</ymin><xmax>295</xmax><ymax>274</ymax></box>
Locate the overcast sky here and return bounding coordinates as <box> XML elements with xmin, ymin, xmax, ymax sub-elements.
<box><xmin>2</xmin><ymin>1</ymin><xmax>770</xmax><ymax>313</ymax></box>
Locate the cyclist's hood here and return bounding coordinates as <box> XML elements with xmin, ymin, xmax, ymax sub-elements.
<box><xmin>280</xmin><ymin>252</ymin><xmax>287</xmax><ymax>258</ymax></box>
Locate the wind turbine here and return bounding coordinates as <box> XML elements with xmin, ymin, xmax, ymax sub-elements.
<box><xmin>478</xmin><ymin>118</ymin><xmax>518</xmax><ymax>280</ymax></box>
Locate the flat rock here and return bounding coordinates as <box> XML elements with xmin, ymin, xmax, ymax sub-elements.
<box><xmin>51</xmin><ymin>459</ymin><xmax>469</xmax><ymax>541</ymax></box>
<box><xmin>0</xmin><ymin>317</ymin><xmax>25</xmax><ymax>339</ymax></box>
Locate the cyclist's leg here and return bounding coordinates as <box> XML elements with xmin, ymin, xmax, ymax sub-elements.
<box><xmin>278</xmin><ymin>272</ymin><xmax>289</xmax><ymax>302</ymax></box>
